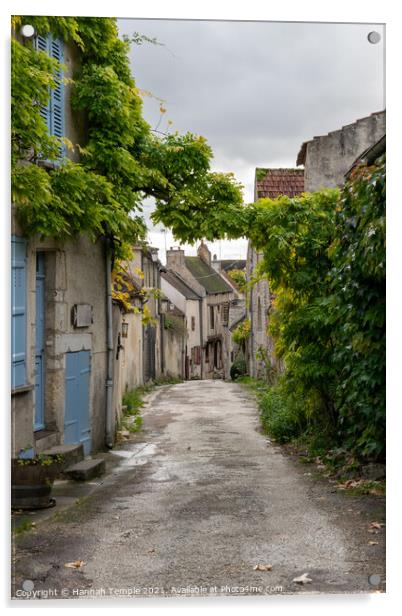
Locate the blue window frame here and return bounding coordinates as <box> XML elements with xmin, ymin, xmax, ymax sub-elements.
<box><xmin>11</xmin><ymin>236</ymin><xmax>27</xmax><ymax>389</ymax></box>
<box><xmin>35</xmin><ymin>33</ymin><xmax>65</xmax><ymax>151</ymax></box>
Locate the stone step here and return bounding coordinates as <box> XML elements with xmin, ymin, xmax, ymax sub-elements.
<box><xmin>35</xmin><ymin>430</ymin><xmax>59</xmax><ymax>453</ymax></box>
<box><xmin>42</xmin><ymin>444</ymin><xmax>84</xmax><ymax>472</ymax></box>
<box><xmin>64</xmin><ymin>458</ymin><xmax>106</xmax><ymax>482</ymax></box>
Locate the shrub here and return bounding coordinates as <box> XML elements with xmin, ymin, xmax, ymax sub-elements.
<box><xmin>230</xmin><ymin>356</ymin><xmax>247</xmax><ymax>380</ymax></box>
<box><xmin>259</xmin><ymin>381</ymin><xmax>306</xmax><ymax>443</ymax></box>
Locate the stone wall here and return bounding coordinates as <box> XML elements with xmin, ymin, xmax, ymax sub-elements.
<box><xmin>300</xmin><ymin>111</ymin><xmax>385</xmax><ymax>192</ymax></box>
<box><xmin>11</xmin><ymin>233</ymin><xmax>109</xmax><ymax>456</ymax></box>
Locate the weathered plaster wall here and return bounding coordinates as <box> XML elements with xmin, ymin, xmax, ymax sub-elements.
<box><xmin>302</xmin><ymin>111</ymin><xmax>385</xmax><ymax>192</ymax></box>
<box><xmin>246</xmin><ymin>244</ymin><xmax>276</xmax><ymax>379</ymax></box>
<box><xmin>163</xmin><ymin>325</ymin><xmax>185</xmax><ymax>379</ymax></box>
<box><xmin>11</xmin><ymin>232</ymin><xmax>108</xmax><ymax>456</ymax></box>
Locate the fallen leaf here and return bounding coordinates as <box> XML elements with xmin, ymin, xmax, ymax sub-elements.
<box><xmin>368</xmin><ymin>541</ymin><xmax>379</xmax><ymax>545</ymax></box>
<box><xmin>369</xmin><ymin>522</ymin><xmax>383</xmax><ymax>530</ymax></box>
<box><xmin>253</xmin><ymin>564</ymin><xmax>273</xmax><ymax>571</ymax></box>
<box><xmin>64</xmin><ymin>560</ymin><xmax>86</xmax><ymax>569</ymax></box>
<box><xmin>148</xmin><ymin>548</ymin><xmax>155</xmax><ymax>553</ymax></box>
<box><xmin>293</xmin><ymin>573</ymin><xmax>312</xmax><ymax>584</ymax></box>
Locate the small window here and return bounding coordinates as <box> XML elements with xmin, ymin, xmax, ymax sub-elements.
<box><xmin>191</xmin><ymin>316</ymin><xmax>195</xmax><ymax>331</ymax></box>
<box><xmin>209</xmin><ymin>305</ymin><xmax>214</xmax><ymax>329</ymax></box>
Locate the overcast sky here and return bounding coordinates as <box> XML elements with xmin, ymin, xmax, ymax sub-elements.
<box><xmin>118</xmin><ymin>19</ymin><xmax>384</xmax><ymax>263</ymax></box>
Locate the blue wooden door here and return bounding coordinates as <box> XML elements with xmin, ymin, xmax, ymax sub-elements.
<box><xmin>64</xmin><ymin>351</ymin><xmax>91</xmax><ymax>455</ymax></box>
<box><xmin>34</xmin><ymin>253</ymin><xmax>45</xmax><ymax>431</ymax></box>
<box><xmin>11</xmin><ymin>237</ymin><xmax>27</xmax><ymax>389</ymax></box>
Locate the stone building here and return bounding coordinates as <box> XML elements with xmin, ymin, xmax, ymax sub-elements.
<box><xmin>296</xmin><ymin>110</ymin><xmax>386</xmax><ymax>191</ymax></box>
<box><xmin>161</xmin><ymin>270</ymin><xmax>203</xmax><ymax>380</ymax></box>
<box><xmin>247</xmin><ymin>168</ymin><xmax>305</xmax><ymax>379</ymax></box>
<box><xmin>211</xmin><ymin>256</ymin><xmax>247</xmax><ymax>378</ymax></box>
<box><xmin>165</xmin><ymin>242</ymin><xmax>234</xmax><ymax>379</ymax></box>
<box><xmin>12</xmin><ymin>29</ymin><xmax>112</xmax><ymax>456</ymax></box>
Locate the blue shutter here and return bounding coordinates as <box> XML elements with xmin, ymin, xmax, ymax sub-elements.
<box><xmin>49</xmin><ymin>37</ymin><xmax>64</xmax><ymax>144</ymax></box>
<box><xmin>35</xmin><ymin>33</ymin><xmax>65</xmax><ymax>157</ymax></box>
<box><xmin>11</xmin><ymin>237</ymin><xmax>27</xmax><ymax>388</ymax></box>
<box><xmin>35</xmin><ymin>35</ymin><xmax>51</xmax><ymax>132</ymax></box>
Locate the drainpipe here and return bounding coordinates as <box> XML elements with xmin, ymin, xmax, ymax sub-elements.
<box><xmin>249</xmin><ymin>249</ymin><xmax>254</xmax><ymax>377</ymax></box>
<box><xmin>105</xmin><ymin>240</ymin><xmax>114</xmax><ymax>448</ymax></box>
<box><xmin>160</xmin><ymin>312</ymin><xmax>165</xmax><ymax>375</ymax></box>
<box><xmin>199</xmin><ymin>298</ymin><xmax>204</xmax><ymax>379</ymax></box>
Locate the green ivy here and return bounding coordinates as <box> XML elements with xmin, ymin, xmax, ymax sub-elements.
<box><xmin>11</xmin><ymin>16</ymin><xmax>243</xmax><ymax>257</ymax></box>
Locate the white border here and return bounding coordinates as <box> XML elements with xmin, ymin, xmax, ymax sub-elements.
<box><xmin>2</xmin><ymin>2</ymin><xmax>400</xmax><ymax>615</ymax></box>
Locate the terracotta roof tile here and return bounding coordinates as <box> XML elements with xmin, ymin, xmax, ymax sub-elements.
<box><xmin>255</xmin><ymin>168</ymin><xmax>304</xmax><ymax>200</ymax></box>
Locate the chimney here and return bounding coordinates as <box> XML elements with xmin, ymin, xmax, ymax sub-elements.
<box><xmin>166</xmin><ymin>247</ymin><xmax>185</xmax><ymax>269</ymax></box>
<box><xmin>197</xmin><ymin>241</ymin><xmax>211</xmax><ymax>266</ymax></box>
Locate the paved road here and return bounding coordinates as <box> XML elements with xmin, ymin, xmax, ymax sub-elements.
<box><xmin>13</xmin><ymin>381</ymin><xmax>385</xmax><ymax>599</ymax></box>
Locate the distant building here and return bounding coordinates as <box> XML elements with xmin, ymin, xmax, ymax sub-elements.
<box><xmin>161</xmin><ymin>270</ymin><xmax>203</xmax><ymax>380</ymax></box>
<box><xmin>166</xmin><ymin>242</ymin><xmax>234</xmax><ymax>379</ymax></box>
<box><xmin>211</xmin><ymin>256</ymin><xmax>247</xmax><ymax>377</ymax></box>
<box><xmin>247</xmin><ymin>168</ymin><xmax>305</xmax><ymax>379</ymax></box>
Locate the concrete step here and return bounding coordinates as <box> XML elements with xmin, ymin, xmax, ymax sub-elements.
<box><xmin>64</xmin><ymin>458</ymin><xmax>106</xmax><ymax>482</ymax></box>
<box><xmin>42</xmin><ymin>444</ymin><xmax>84</xmax><ymax>472</ymax></box>
<box><xmin>35</xmin><ymin>430</ymin><xmax>59</xmax><ymax>452</ymax></box>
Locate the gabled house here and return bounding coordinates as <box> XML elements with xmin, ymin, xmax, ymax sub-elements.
<box><xmin>246</xmin><ymin>168</ymin><xmax>305</xmax><ymax>378</ymax></box>
<box><xmin>161</xmin><ymin>270</ymin><xmax>203</xmax><ymax>380</ymax></box>
<box><xmin>211</xmin><ymin>256</ymin><xmax>247</xmax><ymax>377</ymax></box>
<box><xmin>166</xmin><ymin>242</ymin><xmax>234</xmax><ymax>379</ymax></box>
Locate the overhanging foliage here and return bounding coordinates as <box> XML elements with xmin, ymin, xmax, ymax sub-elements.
<box><xmin>11</xmin><ymin>16</ymin><xmax>243</xmax><ymax>257</ymax></box>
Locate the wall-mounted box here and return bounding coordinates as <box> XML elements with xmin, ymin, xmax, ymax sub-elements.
<box><xmin>72</xmin><ymin>304</ymin><xmax>93</xmax><ymax>328</ymax></box>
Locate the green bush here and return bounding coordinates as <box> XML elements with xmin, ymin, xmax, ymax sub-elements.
<box><xmin>230</xmin><ymin>357</ymin><xmax>247</xmax><ymax>380</ymax></box>
<box><xmin>259</xmin><ymin>382</ymin><xmax>305</xmax><ymax>443</ymax></box>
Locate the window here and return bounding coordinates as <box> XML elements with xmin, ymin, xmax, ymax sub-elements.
<box><xmin>194</xmin><ymin>346</ymin><xmax>201</xmax><ymax>365</ymax></box>
<box><xmin>11</xmin><ymin>237</ymin><xmax>27</xmax><ymax>388</ymax></box>
<box><xmin>209</xmin><ymin>305</ymin><xmax>214</xmax><ymax>329</ymax></box>
<box><xmin>35</xmin><ymin>34</ymin><xmax>65</xmax><ymax>145</ymax></box>
<box><xmin>222</xmin><ymin>302</ymin><xmax>229</xmax><ymax>326</ymax></box>
<box><xmin>191</xmin><ymin>316</ymin><xmax>195</xmax><ymax>331</ymax></box>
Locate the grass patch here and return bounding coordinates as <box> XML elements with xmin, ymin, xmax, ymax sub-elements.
<box><xmin>152</xmin><ymin>376</ymin><xmax>183</xmax><ymax>386</ymax></box>
<box><xmin>12</xmin><ymin>518</ymin><xmax>35</xmax><ymax>536</ymax></box>
<box><xmin>118</xmin><ymin>378</ymin><xmax>182</xmax><ymax>439</ymax></box>
<box><xmin>119</xmin><ymin>388</ymin><xmax>145</xmax><ymax>435</ymax></box>
<box><xmin>336</xmin><ymin>479</ymin><xmax>385</xmax><ymax>496</ymax></box>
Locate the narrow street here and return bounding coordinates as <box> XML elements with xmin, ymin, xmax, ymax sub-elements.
<box><xmin>13</xmin><ymin>381</ymin><xmax>385</xmax><ymax>599</ymax></box>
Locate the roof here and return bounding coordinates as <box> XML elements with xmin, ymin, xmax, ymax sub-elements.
<box><xmin>167</xmin><ymin>306</ymin><xmax>185</xmax><ymax>318</ymax></box>
<box><xmin>229</xmin><ymin>312</ymin><xmax>246</xmax><ymax>331</ymax></box>
<box><xmin>161</xmin><ymin>270</ymin><xmax>201</xmax><ymax>300</ymax></box>
<box><xmin>184</xmin><ymin>257</ymin><xmax>233</xmax><ymax>295</ymax></box>
<box><xmin>218</xmin><ymin>259</ymin><xmax>246</xmax><ymax>272</ymax></box>
<box><xmin>296</xmin><ymin>110</ymin><xmax>386</xmax><ymax>166</ymax></box>
<box><xmin>255</xmin><ymin>168</ymin><xmax>304</xmax><ymax>200</ymax></box>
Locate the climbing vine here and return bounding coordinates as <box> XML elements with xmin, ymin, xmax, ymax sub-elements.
<box><xmin>11</xmin><ymin>16</ymin><xmax>243</xmax><ymax>257</ymax></box>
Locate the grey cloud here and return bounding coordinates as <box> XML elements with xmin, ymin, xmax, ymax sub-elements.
<box><xmin>118</xmin><ymin>18</ymin><xmax>384</xmax><ymax>257</ymax></box>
